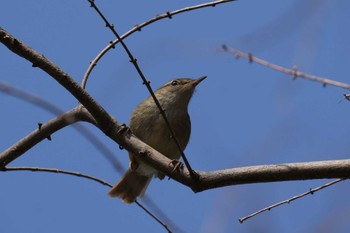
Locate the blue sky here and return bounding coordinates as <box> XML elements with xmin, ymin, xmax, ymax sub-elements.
<box><xmin>1</xmin><ymin>0</ymin><xmax>350</xmax><ymax>232</ymax></box>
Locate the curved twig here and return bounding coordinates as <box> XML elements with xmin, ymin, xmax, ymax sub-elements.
<box><xmin>238</xmin><ymin>178</ymin><xmax>347</xmax><ymax>223</ymax></box>
<box><xmin>222</xmin><ymin>45</ymin><xmax>350</xmax><ymax>90</ymax></box>
<box><xmin>82</xmin><ymin>0</ymin><xmax>235</xmax><ymax>88</ymax></box>
<box><xmin>3</xmin><ymin>166</ymin><xmax>174</xmax><ymax>233</ymax></box>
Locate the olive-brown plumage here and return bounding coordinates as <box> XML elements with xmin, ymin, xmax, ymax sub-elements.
<box><xmin>109</xmin><ymin>76</ymin><xmax>206</xmax><ymax>203</ymax></box>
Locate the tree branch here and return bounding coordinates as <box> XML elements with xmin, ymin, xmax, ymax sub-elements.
<box><xmin>82</xmin><ymin>0</ymin><xmax>236</xmax><ymax>88</ymax></box>
<box><xmin>1</xmin><ymin>27</ymin><xmax>350</xmax><ymax>194</ymax></box>
<box><xmin>0</xmin><ymin>107</ymin><xmax>90</xmax><ymax>167</ymax></box>
<box><xmin>0</xmin><ymin>27</ymin><xmax>116</xmax><ymax>131</ymax></box>
<box><xmin>0</xmin><ymin>81</ymin><xmax>124</xmax><ymax>172</ymax></box>
<box><xmin>222</xmin><ymin>45</ymin><xmax>350</xmax><ymax>90</ymax></box>
<box><xmin>194</xmin><ymin>159</ymin><xmax>350</xmax><ymax>192</ymax></box>
<box><xmin>238</xmin><ymin>178</ymin><xmax>347</xmax><ymax>223</ymax></box>
<box><xmin>3</xmin><ymin>166</ymin><xmax>175</xmax><ymax>233</ymax></box>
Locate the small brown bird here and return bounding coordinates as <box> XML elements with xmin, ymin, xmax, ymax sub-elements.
<box><xmin>109</xmin><ymin>76</ymin><xmax>206</xmax><ymax>203</ymax></box>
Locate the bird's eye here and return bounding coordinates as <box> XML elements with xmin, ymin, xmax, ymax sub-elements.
<box><xmin>171</xmin><ymin>80</ymin><xmax>178</xmax><ymax>86</ymax></box>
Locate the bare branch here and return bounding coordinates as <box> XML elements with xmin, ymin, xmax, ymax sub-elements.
<box><xmin>134</xmin><ymin>201</ymin><xmax>174</xmax><ymax>233</ymax></box>
<box><xmin>0</xmin><ymin>107</ymin><xmax>90</xmax><ymax>167</ymax></box>
<box><xmin>239</xmin><ymin>178</ymin><xmax>347</xmax><ymax>223</ymax></box>
<box><xmin>4</xmin><ymin>166</ymin><xmax>111</xmax><ymax>186</ymax></box>
<box><xmin>0</xmin><ymin>81</ymin><xmax>183</xmax><ymax>229</ymax></box>
<box><xmin>2</xmin><ymin>27</ymin><xmax>350</xmax><ymax>197</ymax></box>
<box><xmin>3</xmin><ymin>166</ymin><xmax>175</xmax><ymax>233</ymax></box>
<box><xmin>0</xmin><ymin>27</ymin><xmax>117</xmax><ymax>131</ymax></box>
<box><xmin>194</xmin><ymin>160</ymin><xmax>350</xmax><ymax>192</ymax></box>
<box><xmin>82</xmin><ymin>0</ymin><xmax>236</xmax><ymax>88</ymax></box>
<box><xmin>222</xmin><ymin>45</ymin><xmax>350</xmax><ymax>90</ymax></box>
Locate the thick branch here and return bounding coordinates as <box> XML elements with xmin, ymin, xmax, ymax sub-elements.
<box><xmin>194</xmin><ymin>159</ymin><xmax>350</xmax><ymax>192</ymax></box>
<box><xmin>0</xmin><ymin>107</ymin><xmax>89</xmax><ymax>167</ymax></box>
<box><xmin>0</xmin><ymin>27</ymin><xmax>116</xmax><ymax>131</ymax></box>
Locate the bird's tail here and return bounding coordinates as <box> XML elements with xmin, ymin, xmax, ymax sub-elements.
<box><xmin>109</xmin><ymin>168</ymin><xmax>151</xmax><ymax>204</ymax></box>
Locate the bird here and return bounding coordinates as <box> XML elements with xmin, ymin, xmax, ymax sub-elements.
<box><xmin>109</xmin><ymin>76</ymin><xmax>206</xmax><ymax>203</ymax></box>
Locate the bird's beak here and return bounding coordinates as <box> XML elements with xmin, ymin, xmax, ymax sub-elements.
<box><xmin>192</xmin><ymin>76</ymin><xmax>207</xmax><ymax>87</ymax></box>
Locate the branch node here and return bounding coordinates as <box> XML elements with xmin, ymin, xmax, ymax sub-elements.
<box><xmin>89</xmin><ymin>0</ymin><xmax>94</xmax><ymax>7</ymax></box>
<box><xmin>13</xmin><ymin>38</ymin><xmax>20</xmax><ymax>47</ymax></box>
<box><xmin>292</xmin><ymin>65</ymin><xmax>298</xmax><ymax>80</ymax></box>
<box><xmin>166</xmin><ymin>11</ymin><xmax>172</xmax><ymax>19</ymax></box>
<box><xmin>37</xmin><ymin>122</ymin><xmax>52</xmax><ymax>141</ymax></box>
<box><xmin>143</xmin><ymin>80</ymin><xmax>151</xmax><ymax>85</ymax></box>
<box><xmin>323</xmin><ymin>83</ymin><xmax>327</xmax><ymax>88</ymax></box>
<box><xmin>134</xmin><ymin>24</ymin><xmax>141</xmax><ymax>31</ymax></box>
<box><xmin>109</xmin><ymin>41</ymin><xmax>116</xmax><ymax>49</ymax></box>
<box><xmin>309</xmin><ymin>188</ymin><xmax>315</xmax><ymax>195</ymax></box>
<box><xmin>248</xmin><ymin>53</ymin><xmax>253</xmax><ymax>63</ymax></box>
<box><xmin>129</xmin><ymin>58</ymin><xmax>137</xmax><ymax>63</ymax></box>
<box><xmin>344</xmin><ymin>94</ymin><xmax>350</xmax><ymax>101</ymax></box>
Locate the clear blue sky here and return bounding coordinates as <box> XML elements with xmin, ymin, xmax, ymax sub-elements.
<box><xmin>1</xmin><ymin>1</ymin><xmax>350</xmax><ymax>232</ymax></box>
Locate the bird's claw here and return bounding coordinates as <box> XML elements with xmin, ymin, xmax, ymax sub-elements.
<box><xmin>168</xmin><ymin>160</ymin><xmax>184</xmax><ymax>175</ymax></box>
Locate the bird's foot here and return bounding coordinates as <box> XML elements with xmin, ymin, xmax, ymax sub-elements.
<box><xmin>168</xmin><ymin>160</ymin><xmax>184</xmax><ymax>180</ymax></box>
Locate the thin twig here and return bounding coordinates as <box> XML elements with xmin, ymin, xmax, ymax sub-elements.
<box><xmin>82</xmin><ymin>0</ymin><xmax>235</xmax><ymax>88</ymax></box>
<box><xmin>135</xmin><ymin>201</ymin><xmax>173</xmax><ymax>233</ymax></box>
<box><xmin>0</xmin><ymin>108</ymin><xmax>84</xmax><ymax>167</ymax></box>
<box><xmin>3</xmin><ymin>166</ymin><xmax>111</xmax><ymax>186</ymax></box>
<box><xmin>142</xmin><ymin>196</ymin><xmax>188</xmax><ymax>233</ymax></box>
<box><xmin>87</xmin><ymin>0</ymin><xmax>216</xmax><ymax>180</ymax></box>
<box><xmin>239</xmin><ymin>178</ymin><xmax>347</xmax><ymax>223</ymax></box>
<box><xmin>222</xmin><ymin>45</ymin><xmax>350</xmax><ymax>90</ymax></box>
<box><xmin>3</xmin><ymin>166</ymin><xmax>174</xmax><ymax>232</ymax></box>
